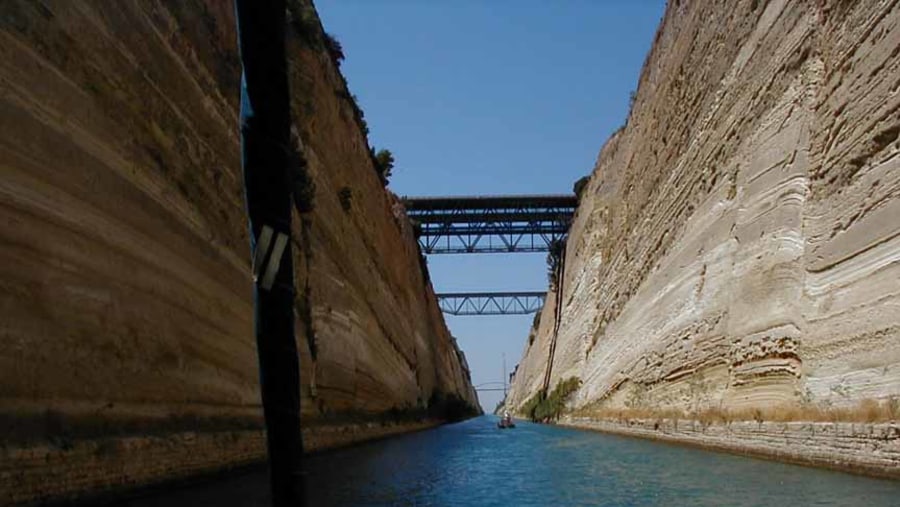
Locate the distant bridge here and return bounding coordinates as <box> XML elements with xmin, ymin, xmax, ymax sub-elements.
<box><xmin>437</xmin><ymin>291</ymin><xmax>545</xmax><ymax>316</ymax></box>
<box><xmin>473</xmin><ymin>381</ymin><xmax>507</xmax><ymax>393</ymax></box>
<box><xmin>404</xmin><ymin>194</ymin><xmax>576</xmax><ymax>254</ymax></box>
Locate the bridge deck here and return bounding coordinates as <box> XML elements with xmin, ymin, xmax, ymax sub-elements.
<box><xmin>404</xmin><ymin>194</ymin><xmax>577</xmax><ymax>254</ymax></box>
<box><xmin>404</xmin><ymin>194</ymin><xmax>576</xmax><ymax>210</ymax></box>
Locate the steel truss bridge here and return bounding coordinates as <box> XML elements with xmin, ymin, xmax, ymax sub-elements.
<box><xmin>437</xmin><ymin>291</ymin><xmax>545</xmax><ymax>316</ymax></box>
<box><xmin>406</xmin><ymin>194</ymin><xmax>573</xmax><ymax>316</ymax></box>
<box><xmin>404</xmin><ymin>194</ymin><xmax>576</xmax><ymax>254</ymax></box>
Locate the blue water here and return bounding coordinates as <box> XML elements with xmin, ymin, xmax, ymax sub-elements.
<box><xmin>119</xmin><ymin>416</ymin><xmax>900</xmax><ymax>506</ymax></box>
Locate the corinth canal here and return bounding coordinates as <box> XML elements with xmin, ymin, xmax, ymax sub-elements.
<box><xmin>114</xmin><ymin>417</ymin><xmax>899</xmax><ymax>506</ymax></box>
<box><xmin>3</xmin><ymin>0</ymin><xmax>900</xmax><ymax>505</ymax></box>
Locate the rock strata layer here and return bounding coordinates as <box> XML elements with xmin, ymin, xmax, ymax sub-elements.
<box><xmin>0</xmin><ymin>1</ymin><xmax>477</xmax><ymax>503</ymax></box>
<box><xmin>508</xmin><ymin>0</ymin><xmax>900</xmax><ymax>475</ymax></box>
<box><xmin>561</xmin><ymin>417</ymin><xmax>900</xmax><ymax>480</ymax></box>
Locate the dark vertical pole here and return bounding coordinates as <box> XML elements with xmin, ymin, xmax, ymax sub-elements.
<box><xmin>542</xmin><ymin>243</ymin><xmax>566</xmax><ymax>397</ymax></box>
<box><xmin>234</xmin><ymin>2</ymin><xmax>305</xmax><ymax>505</ymax></box>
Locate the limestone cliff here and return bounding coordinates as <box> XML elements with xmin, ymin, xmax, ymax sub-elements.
<box><xmin>509</xmin><ymin>0</ymin><xmax>899</xmax><ymax>424</ymax></box>
<box><xmin>0</xmin><ymin>0</ymin><xmax>476</xmax><ymax>503</ymax></box>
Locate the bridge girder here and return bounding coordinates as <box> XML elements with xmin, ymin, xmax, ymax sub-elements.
<box><xmin>437</xmin><ymin>291</ymin><xmax>545</xmax><ymax>316</ymax></box>
<box><xmin>404</xmin><ymin>194</ymin><xmax>576</xmax><ymax>254</ymax></box>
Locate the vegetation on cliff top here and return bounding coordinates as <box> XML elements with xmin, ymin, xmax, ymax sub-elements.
<box><xmin>324</xmin><ymin>32</ymin><xmax>345</xmax><ymax>64</ymax></box>
<box><xmin>287</xmin><ymin>3</ymin><xmax>398</xmax><ymax>188</ymax></box>
<box><xmin>373</xmin><ymin>148</ymin><xmax>395</xmax><ymax>185</ymax></box>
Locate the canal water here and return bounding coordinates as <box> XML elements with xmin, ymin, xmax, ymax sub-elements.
<box><xmin>118</xmin><ymin>416</ymin><xmax>900</xmax><ymax>506</ymax></box>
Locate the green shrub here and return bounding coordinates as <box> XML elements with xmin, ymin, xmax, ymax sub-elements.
<box><xmin>523</xmin><ymin>377</ymin><xmax>582</xmax><ymax>422</ymax></box>
<box><xmin>521</xmin><ymin>390</ymin><xmax>545</xmax><ymax>421</ymax></box>
<box><xmin>373</xmin><ymin>148</ymin><xmax>395</xmax><ymax>185</ymax></box>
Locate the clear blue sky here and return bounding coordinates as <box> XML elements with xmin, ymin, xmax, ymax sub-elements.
<box><xmin>316</xmin><ymin>0</ymin><xmax>666</xmax><ymax>411</ymax></box>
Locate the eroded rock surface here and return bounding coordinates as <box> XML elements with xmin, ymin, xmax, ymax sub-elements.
<box><xmin>508</xmin><ymin>0</ymin><xmax>899</xmax><ymax>420</ymax></box>
<box><xmin>0</xmin><ymin>1</ymin><xmax>476</xmax><ymax>503</ymax></box>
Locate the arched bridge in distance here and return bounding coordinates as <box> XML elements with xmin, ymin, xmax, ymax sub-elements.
<box><xmin>403</xmin><ymin>194</ymin><xmax>577</xmax><ymax>316</ymax></box>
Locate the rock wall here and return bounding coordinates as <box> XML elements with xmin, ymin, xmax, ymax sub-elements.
<box><xmin>561</xmin><ymin>417</ymin><xmax>900</xmax><ymax>480</ymax></box>
<box><xmin>0</xmin><ymin>0</ymin><xmax>476</xmax><ymax>503</ymax></box>
<box><xmin>509</xmin><ymin>0</ymin><xmax>899</xmax><ymax>422</ymax></box>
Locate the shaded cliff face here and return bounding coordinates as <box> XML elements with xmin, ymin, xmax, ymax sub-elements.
<box><xmin>0</xmin><ymin>0</ymin><xmax>476</xmax><ymax>500</ymax></box>
<box><xmin>509</xmin><ymin>0</ymin><xmax>899</xmax><ymax>416</ymax></box>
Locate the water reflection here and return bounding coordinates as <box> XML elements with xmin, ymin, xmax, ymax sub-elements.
<box><xmin>119</xmin><ymin>416</ymin><xmax>900</xmax><ymax>506</ymax></box>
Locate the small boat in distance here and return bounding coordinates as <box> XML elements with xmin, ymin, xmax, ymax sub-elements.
<box><xmin>498</xmin><ymin>412</ymin><xmax>516</xmax><ymax>429</ymax></box>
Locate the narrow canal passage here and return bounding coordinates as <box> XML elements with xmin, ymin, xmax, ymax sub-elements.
<box><xmin>118</xmin><ymin>416</ymin><xmax>900</xmax><ymax>506</ymax></box>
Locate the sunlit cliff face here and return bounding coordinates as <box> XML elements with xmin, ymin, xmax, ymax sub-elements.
<box><xmin>507</xmin><ymin>0</ymin><xmax>900</xmax><ymax>418</ymax></box>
